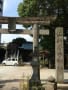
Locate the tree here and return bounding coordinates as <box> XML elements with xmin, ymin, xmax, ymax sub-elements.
<box><xmin>12</xmin><ymin>37</ymin><xmax>27</xmax><ymax>47</ymax></box>
<box><xmin>7</xmin><ymin>38</ymin><xmax>27</xmax><ymax>57</ymax></box>
<box><xmin>17</xmin><ymin>0</ymin><xmax>68</xmax><ymax>52</ymax></box>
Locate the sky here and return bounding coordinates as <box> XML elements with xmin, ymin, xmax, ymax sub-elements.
<box><xmin>1</xmin><ymin>0</ymin><xmax>33</xmax><ymax>43</ymax></box>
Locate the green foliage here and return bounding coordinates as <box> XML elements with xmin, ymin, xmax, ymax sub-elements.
<box><xmin>40</xmin><ymin>27</ymin><xmax>55</xmax><ymax>51</ymax></box>
<box><xmin>7</xmin><ymin>38</ymin><xmax>27</xmax><ymax>57</ymax></box>
<box><xmin>7</xmin><ymin>37</ymin><xmax>27</xmax><ymax>50</ymax></box>
<box><xmin>17</xmin><ymin>0</ymin><xmax>46</xmax><ymax>17</ymax></box>
<box><xmin>18</xmin><ymin>0</ymin><xmax>68</xmax><ymax>17</ymax></box>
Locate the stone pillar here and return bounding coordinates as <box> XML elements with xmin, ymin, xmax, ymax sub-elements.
<box><xmin>29</xmin><ymin>24</ymin><xmax>40</xmax><ymax>89</ymax></box>
<box><xmin>55</xmin><ymin>27</ymin><xmax>64</xmax><ymax>83</ymax></box>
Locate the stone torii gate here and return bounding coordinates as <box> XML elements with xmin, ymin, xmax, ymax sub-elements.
<box><xmin>0</xmin><ymin>16</ymin><xmax>64</xmax><ymax>84</ymax></box>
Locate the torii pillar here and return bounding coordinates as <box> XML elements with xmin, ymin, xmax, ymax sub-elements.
<box><xmin>30</xmin><ymin>24</ymin><xmax>40</xmax><ymax>88</ymax></box>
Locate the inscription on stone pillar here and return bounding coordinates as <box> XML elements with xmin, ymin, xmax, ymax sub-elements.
<box><xmin>55</xmin><ymin>27</ymin><xmax>64</xmax><ymax>83</ymax></box>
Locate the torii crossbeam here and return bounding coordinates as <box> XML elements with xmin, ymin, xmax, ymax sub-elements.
<box><xmin>0</xmin><ymin>16</ymin><xmax>56</xmax><ymax>24</ymax></box>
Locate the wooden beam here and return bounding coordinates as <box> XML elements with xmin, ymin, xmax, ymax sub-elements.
<box><xmin>0</xmin><ymin>29</ymin><xmax>49</xmax><ymax>35</ymax></box>
<box><xmin>39</xmin><ymin>29</ymin><xmax>49</xmax><ymax>35</ymax></box>
<box><xmin>0</xmin><ymin>16</ymin><xmax>56</xmax><ymax>25</ymax></box>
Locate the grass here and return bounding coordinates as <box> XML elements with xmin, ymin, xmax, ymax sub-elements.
<box><xmin>19</xmin><ymin>74</ymin><xmax>45</xmax><ymax>90</ymax></box>
<box><xmin>20</xmin><ymin>74</ymin><xmax>29</xmax><ymax>90</ymax></box>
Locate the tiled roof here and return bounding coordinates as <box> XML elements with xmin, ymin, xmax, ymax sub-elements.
<box><xmin>19</xmin><ymin>42</ymin><xmax>33</xmax><ymax>50</ymax></box>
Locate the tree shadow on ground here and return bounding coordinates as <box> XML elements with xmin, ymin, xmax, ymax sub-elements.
<box><xmin>0</xmin><ymin>79</ymin><xmax>21</xmax><ymax>84</ymax></box>
<box><xmin>0</xmin><ymin>79</ymin><xmax>21</xmax><ymax>90</ymax></box>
